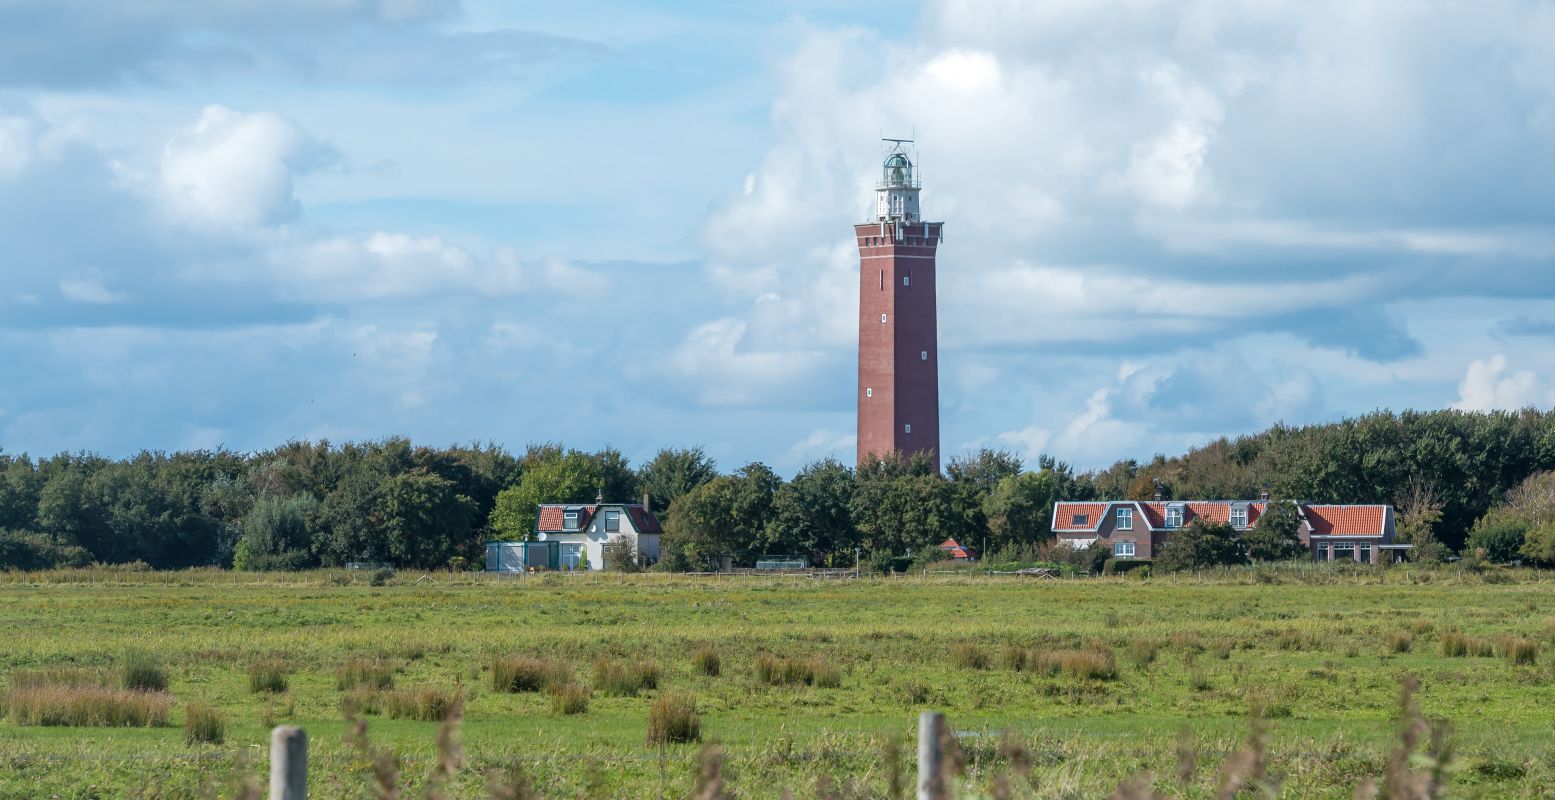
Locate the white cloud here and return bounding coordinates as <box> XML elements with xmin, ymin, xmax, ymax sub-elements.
<box><xmin>58</xmin><ymin>272</ymin><xmax>129</xmax><ymax>304</ymax></box>
<box><xmin>160</xmin><ymin>105</ymin><xmax>324</xmax><ymax>229</ymax></box>
<box><xmin>666</xmin><ymin>317</ymin><xmax>825</xmax><ymax>408</ymax></box>
<box><xmin>1452</xmin><ymin>354</ymin><xmax>1552</xmax><ymax>411</ymax></box>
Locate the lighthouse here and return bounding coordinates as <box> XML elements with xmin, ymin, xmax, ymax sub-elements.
<box><xmin>855</xmin><ymin>140</ymin><xmax>943</xmax><ymax>472</ymax></box>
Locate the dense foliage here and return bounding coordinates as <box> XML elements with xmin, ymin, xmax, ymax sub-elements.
<box><xmin>6</xmin><ymin>406</ymin><xmax>1555</xmax><ymax>570</ymax></box>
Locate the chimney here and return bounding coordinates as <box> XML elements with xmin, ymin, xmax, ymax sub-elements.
<box><xmin>595</xmin><ymin>487</ymin><xmax>604</xmax><ymax>504</ymax></box>
<box><xmin>1152</xmin><ymin>479</ymin><xmax>1163</xmax><ymax>502</ymax></box>
<box><xmin>1259</xmin><ymin>485</ymin><xmax>1270</xmax><ymax>503</ymax></box>
<box><xmin>642</xmin><ymin>490</ymin><xmax>651</xmax><ymax>512</ymax></box>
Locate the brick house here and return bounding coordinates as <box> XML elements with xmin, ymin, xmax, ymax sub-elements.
<box><xmin>534</xmin><ymin>497</ymin><xmax>662</xmax><ymax>570</ymax></box>
<box><xmin>1050</xmin><ymin>499</ymin><xmax>1407</xmax><ymax>564</ymax></box>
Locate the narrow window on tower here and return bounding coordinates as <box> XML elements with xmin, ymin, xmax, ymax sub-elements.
<box><xmin>904</xmin><ymin>423</ymin><xmax>912</xmax><ymax>434</ymax></box>
<box><xmin>881</xmin><ymin>314</ymin><xmax>887</xmax><ymax>324</ymax></box>
<box><xmin>865</xmin><ymin>387</ymin><xmax>872</xmax><ymax>397</ymax></box>
<box><xmin>902</xmin><ymin>274</ymin><xmax>910</xmax><ymax>287</ymax></box>
<box><xmin>879</xmin><ymin>270</ymin><xmax>883</xmax><ymax>290</ymax></box>
<box><xmin>921</xmin><ymin>351</ymin><xmax>928</xmax><ymax>361</ymax></box>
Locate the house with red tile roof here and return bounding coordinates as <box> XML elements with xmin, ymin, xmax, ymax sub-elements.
<box><xmin>1051</xmin><ymin>496</ymin><xmax>1406</xmax><ymax>564</ymax></box>
<box><xmin>938</xmin><ymin>538</ymin><xmax>977</xmax><ymax>561</ymax></box>
<box><xmin>533</xmin><ymin>492</ymin><xmax>663</xmax><ymax>570</ymax></box>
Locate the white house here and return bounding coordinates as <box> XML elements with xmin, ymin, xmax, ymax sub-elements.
<box><xmin>534</xmin><ymin>497</ymin><xmax>662</xmax><ymax>570</ymax></box>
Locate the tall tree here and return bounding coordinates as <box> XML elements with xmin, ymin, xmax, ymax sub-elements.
<box><xmin>661</xmin><ymin>463</ymin><xmax>778</xmax><ymax>570</ymax></box>
<box><xmin>766</xmin><ymin>458</ymin><xmax>855</xmax><ymax>566</ymax></box>
<box><xmin>637</xmin><ymin>447</ymin><xmax>718</xmax><ymax>514</ymax></box>
<box><xmin>1243</xmin><ymin>499</ymin><xmax>1306</xmax><ymax>562</ymax></box>
<box><xmin>946</xmin><ymin>448</ymin><xmax>1022</xmax><ymax>492</ymax></box>
<box><xmin>983</xmin><ymin>469</ymin><xmax>1063</xmax><ymax>553</ymax></box>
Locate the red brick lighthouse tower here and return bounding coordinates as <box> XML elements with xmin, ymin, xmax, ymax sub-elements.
<box><xmin>856</xmin><ymin>140</ymin><xmax>942</xmax><ymax>472</ymax></box>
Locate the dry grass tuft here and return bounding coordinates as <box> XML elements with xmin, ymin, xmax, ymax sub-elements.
<box><xmin>491</xmin><ymin>656</ymin><xmax>566</xmax><ymax>693</ymax></box>
<box><xmin>183</xmin><ymin>701</ymin><xmax>225</xmax><ymax>744</ymax></box>
<box><xmin>692</xmin><ymin>645</ymin><xmax>721</xmax><ymax>677</ymax></box>
<box><xmin>1276</xmin><ymin>630</ymin><xmax>1304</xmax><ymax>651</ymax></box>
<box><xmin>6</xmin><ymin>685</ymin><xmax>171</xmax><ymax>727</ymax></box>
<box><xmin>120</xmin><ymin>650</ymin><xmax>169</xmax><ymax>692</ymax></box>
<box><xmin>1127</xmin><ymin>638</ymin><xmax>1161</xmax><ymax>668</ymax></box>
<box><xmin>592</xmin><ymin>657</ymin><xmax>661</xmax><ymax>697</ymax></box>
<box><xmin>248</xmin><ymin>658</ymin><xmax>289</xmax><ymax>694</ymax></box>
<box><xmin>1503</xmin><ymin>638</ymin><xmax>1539</xmax><ymax>666</ymax></box>
<box><xmin>646</xmin><ymin>690</ymin><xmax>700</xmax><ymax>745</ymax></box>
<box><xmin>949</xmin><ymin>642</ymin><xmax>990</xmax><ymax>670</ymax></box>
<box><xmin>755</xmin><ymin>654</ymin><xmax>841</xmax><ymax>688</ymax></box>
<box><xmin>1029</xmin><ymin>647</ymin><xmax>1118</xmax><ymax>681</ymax></box>
<box><xmin>8</xmin><ymin>667</ymin><xmax>108</xmax><ymax>690</ymax></box>
<box><xmin>385</xmin><ymin>685</ymin><xmax>464</xmax><ymax>721</ymax></box>
<box><xmin>548</xmin><ymin>682</ymin><xmax>590</xmax><ymax>715</ymax></box>
<box><xmin>337</xmin><ymin>657</ymin><xmax>398</xmax><ymax>691</ymax></box>
<box><xmin>1387</xmin><ymin>631</ymin><xmax>1413</xmax><ymax>654</ymax></box>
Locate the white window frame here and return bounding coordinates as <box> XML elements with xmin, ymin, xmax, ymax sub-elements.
<box><xmin>1116</xmin><ymin>507</ymin><xmax>1133</xmax><ymax>530</ymax></box>
<box><xmin>920</xmin><ymin>351</ymin><xmax>928</xmax><ymax>361</ymax></box>
<box><xmin>605</xmin><ymin>510</ymin><xmax>621</xmax><ymax>532</ymax></box>
<box><xmin>1230</xmin><ymin>506</ymin><xmax>1248</xmax><ymax>528</ymax></box>
<box><xmin>1164</xmin><ymin>506</ymin><xmax>1183</xmax><ymax>529</ymax></box>
<box><xmin>881</xmin><ymin>313</ymin><xmax>888</xmax><ymax>324</ymax></box>
<box><xmin>904</xmin><ymin>423</ymin><xmax>912</xmax><ymax>434</ymax></box>
<box><xmin>561</xmin><ymin>543</ymin><xmax>583</xmax><ymax>569</ymax></box>
<box><xmin>865</xmin><ymin>387</ymin><xmax>872</xmax><ymax>398</ymax></box>
<box><xmin>562</xmin><ymin>510</ymin><xmax>579</xmax><ymax>530</ymax></box>
<box><xmin>1113</xmin><ymin>540</ymin><xmax>1135</xmax><ymax>558</ymax></box>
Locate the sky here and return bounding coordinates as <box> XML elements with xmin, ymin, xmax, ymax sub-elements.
<box><xmin>4</xmin><ymin>0</ymin><xmax>1555</xmax><ymax>475</ymax></box>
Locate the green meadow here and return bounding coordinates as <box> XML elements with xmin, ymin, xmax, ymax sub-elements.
<box><xmin>2</xmin><ymin>567</ymin><xmax>1553</xmax><ymax>798</ymax></box>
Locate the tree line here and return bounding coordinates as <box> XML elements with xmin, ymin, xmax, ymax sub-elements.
<box><xmin>3</xmin><ymin>407</ymin><xmax>1555</xmax><ymax>572</ymax></box>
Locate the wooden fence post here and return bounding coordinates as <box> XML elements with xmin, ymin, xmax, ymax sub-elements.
<box><xmin>269</xmin><ymin>725</ymin><xmax>307</xmax><ymax>800</ymax></box>
<box><xmin>917</xmin><ymin>710</ymin><xmax>947</xmax><ymax>800</ymax></box>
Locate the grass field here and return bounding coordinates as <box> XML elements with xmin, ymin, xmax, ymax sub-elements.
<box><xmin>2</xmin><ymin>566</ymin><xmax>1554</xmax><ymax>798</ymax></box>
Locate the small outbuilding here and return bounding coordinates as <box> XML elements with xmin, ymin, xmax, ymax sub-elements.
<box><xmin>939</xmin><ymin>538</ymin><xmax>977</xmax><ymax>562</ymax></box>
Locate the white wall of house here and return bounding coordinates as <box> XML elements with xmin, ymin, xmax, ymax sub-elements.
<box><xmin>538</xmin><ymin>506</ymin><xmax>655</xmax><ymax>570</ymax></box>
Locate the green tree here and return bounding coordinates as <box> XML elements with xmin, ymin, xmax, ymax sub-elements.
<box><xmin>851</xmin><ymin>456</ymin><xmax>959</xmax><ymax>557</ymax></box>
<box><xmin>982</xmin><ymin>470</ymin><xmax>1062</xmax><ymax>553</ymax></box>
<box><xmin>1243</xmin><ymin>500</ymin><xmax>1306</xmax><ymax>562</ymax></box>
<box><xmin>234</xmin><ymin>493</ymin><xmax>319</xmax><ymax>571</ymax></box>
<box><xmin>1465</xmin><ymin>508</ymin><xmax>1527</xmax><ymax>564</ymax></box>
<box><xmin>498</xmin><ymin>447</ymin><xmax>607</xmax><ymax>536</ymax></box>
<box><xmin>661</xmin><ymin>462</ymin><xmax>779</xmax><ymax>569</ymax></box>
<box><xmin>1395</xmin><ymin>478</ymin><xmax>1448</xmax><ymax>563</ymax></box>
<box><xmin>637</xmin><ymin>447</ymin><xmax>718</xmax><ymax>515</ymax></box>
<box><xmin>766</xmin><ymin>458</ymin><xmax>855</xmax><ymax>566</ymax></box>
<box><xmin>382</xmin><ymin>471</ymin><xmax>477</xmax><ymax>568</ymax></box>
<box><xmin>946</xmin><ymin>448</ymin><xmax>1022</xmax><ymax>493</ymax></box>
<box><xmin>1153</xmin><ymin>520</ymin><xmax>1247</xmax><ymax>572</ymax></box>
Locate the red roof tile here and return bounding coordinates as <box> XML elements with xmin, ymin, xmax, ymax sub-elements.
<box><xmin>1053</xmin><ymin>502</ymin><xmax>1108</xmax><ymax>531</ymax></box>
<box><xmin>1304</xmin><ymin>505</ymin><xmax>1386</xmax><ymax>536</ymax></box>
<box><xmin>535</xmin><ymin>503</ymin><xmax>659</xmax><ymax>534</ymax></box>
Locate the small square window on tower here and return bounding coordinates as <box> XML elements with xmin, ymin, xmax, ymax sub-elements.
<box><xmin>904</xmin><ymin>423</ymin><xmax>912</xmax><ymax>434</ymax></box>
<box><xmin>865</xmin><ymin>387</ymin><xmax>872</xmax><ymax>397</ymax></box>
<box><xmin>880</xmin><ymin>313</ymin><xmax>887</xmax><ymax>324</ymax></box>
<box><xmin>920</xmin><ymin>351</ymin><xmax>928</xmax><ymax>361</ymax></box>
<box><xmin>903</xmin><ymin>275</ymin><xmax>910</xmax><ymax>286</ymax></box>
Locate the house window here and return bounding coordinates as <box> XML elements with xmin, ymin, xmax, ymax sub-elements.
<box><xmin>1071</xmin><ymin>514</ymin><xmax>1088</xmax><ymax>526</ymax></box>
<box><xmin>1165</xmin><ymin>506</ymin><xmax>1183</xmax><ymax>529</ymax></box>
<box><xmin>605</xmin><ymin>510</ymin><xmax>620</xmax><ymax>532</ymax></box>
<box><xmin>561</xmin><ymin>544</ymin><xmax>583</xmax><ymax>569</ymax></box>
<box><xmin>1230</xmin><ymin>506</ymin><xmax>1248</xmax><ymax>528</ymax></box>
<box><xmin>562</xmin><ymin>510</ymin><xmax>579</xmax><ymax>530</ymax></box>
<box><xmin>1113</xmin><ymin>541</ymin><xmax>1136</xmax><ymax>558</ymax></box>
<box><xmin>904</xmin><ymin>423</ymin><xmax>912</xmax><ymax>434</ymax></box>
<box><xmin>866</xmin><ymin>387</ymin><xmax>873</xmax><ymax>397</ymax></box>
<box><xmin>920</xmin><ymin>351</ymin><xmax>928</xmax><ymax>361</ymax></box>
<box><xmin>1359</xmin><ymin>543</ymin><xmax>1372</xmax><ymax>563</ymax></box>
<box><xmin>1116</xmin><ymin>507</ymin><xmax>1133</xmax><ymax>530</ymax></box>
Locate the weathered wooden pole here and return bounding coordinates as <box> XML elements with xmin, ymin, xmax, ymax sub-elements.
<box><xmin>269</xmin><ymin>725</ymin><xmax>307</xmax><ymax>800</ymax></box>
<box><xmin>917</xmin><ymin>711</ymin><xmax>947</xmax><ymax>800</ymax></box>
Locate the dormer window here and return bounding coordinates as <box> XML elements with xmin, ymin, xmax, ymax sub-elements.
<box><xmin>1230</xmin><ymin>505</ymin><xmax>1248</xmax><ymax>528</ymax></box>
<box><xmin>1071</xmin><ymin>514</ymin><xmax>1088</xmax><ymax>526</ymax></box>
<box><xmin>605</xmin><ymin>510</ymin><xmax>621</xmax><ymax>532</ymax></box>
<box><xmin>1165</xmin><ymin>505</ymin><xmax>1184</xmax><ymax>529</ymax></box>
<box><xmin>1116</xmin><ymin>507</ymin><xmax>1133</xmax><ymax>530</ymax></box>
<box><xmin>562</xmin><ymin>510</ymin><xmax>579</xmax><ymax>530</ymax></box>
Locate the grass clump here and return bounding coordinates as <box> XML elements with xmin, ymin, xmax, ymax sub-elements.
<box><xmin>1440</xmin><ymin>630</ymin><xmax>1490</xmax><ymax>657</ymax></box>
<box><xmin>1187</xmin><ymin>667</ymin><xmax>1211</xmax><ymax>692</ymax></box>
<box><xmin>7</xmin><ymin>685</ymin><xmax>171</xmax><ymax>727</ymax></box>
<box><xmin>1029</xmin><ymin>648</ymin><xmax>1118</xmax><ymax>681</ymax></box>
<box><xmin>338</xmin><ymin>688</ymin><xmax>383</xmax><ymax>718</ymax></box>
<box><xmin>691</xmin><ymin>645</ymin><xmax>721</xmax><ymax>677</ymax></box>
<box><xmin>491</xmin><ymin>656</ymin><xmax>566</xmax><ymax>693</ymax></box>
<box><xmin>646</xmin><ymin>690</ymin><xmax>700</xmax><ymax>745</ymax></box>
<box><xmin>755</xmin><ymin>655</ymin><xmax>841</xmax><ymax>688</ymax></box>
<box><xmin>183</xmin><ymin>701</ymin><xmax>225</xmax><ymax>745</ymax></box>
<box><xmin>385</xmin><ymin>685</ymin><xmax>463</xmax><ymax>721</ymax></box>
<box><xmin>548</xmin><ymin>682</ymin><xmax>590</xmax><ymax>715</ymax></box>
<box><xmin>9</xmin><ymin>667</ymin><xmax>108</xmax><ymax>690</ymax></box>
<box><xmin>248</xmin><ymin>658</ymin><xmax>290</xmax><ymax>694</ymax></box>
<box><xmin>1127</xmin><ymin>638</ymin><xmax>1161</xmax><ymax>668</ymax></box>
<box><xmin>1386</xmin><ymin>631</ymin><xmax>1413</xmax><ymax>654</ymax></box>
<box><xmin>593</xmin><ymin>657</ymin><xmax>662</xmax><ymax>697</ymax></box>
<box><xmin>1275</xmin><ymin>630</ymin><xmax>1304</xmax><ymax>651</ymax></box>
<box><xmin>1000</xmin><ymin>645</ymin><xmax>1029</xmax><ymax>672</ymax></box>
<box><xmin>1503</xmin><ymin>638</ymin><xmax>1539</xmax><ymax>666</ymax></box>
<box><xmin>949</xmin><ymin>642</ymin><xmax>990</xmax><ymax>670</ymax></box>
<box><xmin>337</xmin><ymin>657</ymin><xmax>398</xmax><ymax>691</ymax></box>
<box><xmin>120</xmin><ymin>650</ymin><xmax>169</xmax><ymax>692</ymax></box>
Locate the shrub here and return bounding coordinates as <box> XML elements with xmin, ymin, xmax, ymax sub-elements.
<box><xmin>1386</xmin><ymin>632</ymin><xmax>1413</xmax><ymax>654</ymax></box>
<box><xmin>492</xmin><ymin>656</ymin><xmax>566</xmax><ymax>693</ymax></box>
<box><xmin>548</xmin><ymin>683</ymin><xmax>590</xmax><ymax>715</ymax></box>
<box><xmin>0</xmin><ymin>529</ymin><xmax>90</xmax><ymax>570</ymax></box>
<box><xmin>337</xmin><ymin>657</ymin><xmax>398</xmax><ymax>691</ymax></box>
<box><xmin>949</xmin><ymin>642</ymin><xmax>990</xmax><ymax>670</ymax></box>
<box><xmin>692</xmin><ymin>645</ymin><xmax>721</xmax><ymax>677</ymax></box>
<box><xmin>646</xmin><ymin>691</ymin><xmax>700</xmax><ymax>745</ymax></box>
<box><xmin>1504</xmin><ymin>638</ymin><xmax>1539</xmax><ymax>666</ymax></box>
<box><xmin>370</xmin><ymin>567</ymin><xmax>395</xmax><ymax>586</ymax></box>
<box><xmin>6</xmin><ymin>685</ymin><xmax>171</xmax><ymax>727</ymax></box>
<box><xmin>248</xmin><ymin>659</ymin><xmax>289</xmax><ymax>694</ymax></box>
<box><xmin>755</xmin><ymin>655</ymin><xmax>841</xmax><ymax>688</ymax></box>
<box><xmin>593</xmin><ymin>658</ymin><xmax>662</xmax><ymax>697</ymax></box>
<box><xmin>603</xmin><ymin>538</ymin><xmax>641</xmax><ymax>572</ymax></box>
<box><xmin>385</xmin><ymin>685</ymin><xmax>463</xmax><ymax>721</ymax></box>
<box><xmin>120</xmin><ymin>650</ymin><xmax>169</xmax><ymax>693</ymax></box>
<box><xmin>183</xmin><ymin>702</ymin><xmax>225</xmax><ymax>745</ymax></box>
